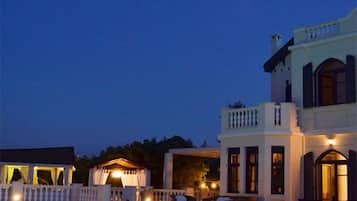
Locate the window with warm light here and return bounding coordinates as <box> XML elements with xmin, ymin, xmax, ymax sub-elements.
<box><xmin>5</xmin><ymin>165</ymin><xmax>29</xmax><ymax>184</ymax></box>
<box><xmin>271</xmin><ymin>146</ymin><xmax>284</xmax><ymax>194</ymax></box>
<box><xmin>227</xmin><ymin>148</ymin><xmax>240</xmax><ymax>193</ymax></box>
<box><xmin>317</xmin><ymin>59</ymin><xmax>348</xmax><ymax>106</ymax></box>
<box><xmin>246</xmin><ymin>147</ymin><xmax>258</xmax><ymax>194</ymax></box>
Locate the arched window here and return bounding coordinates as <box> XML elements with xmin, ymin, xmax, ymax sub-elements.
<box><xmin>317</xmin><ymin>59</ymin><xmax>347</xmax><ymax>106</ymax></box>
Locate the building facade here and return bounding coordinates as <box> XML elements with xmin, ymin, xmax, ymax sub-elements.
<box><xmin>218</xmin><ymin>8</ymin><xmax>357</xmax><ymax>201</ymax></box>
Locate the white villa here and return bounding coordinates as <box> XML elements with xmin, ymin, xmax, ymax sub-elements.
<box><xmin>162</xmin><ymin>8</ymin><xmax>357</xmax><ymax>201</ymax></box>
<box><xmin>218</xmin><ymin>8</ymin><xmax>357</xmax><ymax>201</ymax></box>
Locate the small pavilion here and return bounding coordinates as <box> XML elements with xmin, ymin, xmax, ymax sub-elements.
<box><xmin>0</xmin><ymin>147</ymin><xmax>76</xmax><ymax>185</ymax></box>
<box><xmin>89</xmin><ymin>158</ymin><xmax>151</xmax><ymax>187</ymax></box>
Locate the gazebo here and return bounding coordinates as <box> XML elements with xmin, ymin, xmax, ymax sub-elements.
<box><xmin>0</xmin><ymin>147</ymin><xmax>76</xmax><ymax>185</ymax></box>
<box><xmin>88</xmin><ymin>158</ymin><xmax>150</xmax><ymax>187</ymax></box>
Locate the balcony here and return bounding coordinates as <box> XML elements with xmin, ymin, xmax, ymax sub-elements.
<box><xmin>293</xmin><ymin>8</ymin><xmax>357</xmax><ymax>44</ymax></box>
<box><xmin>220</xmin><ymin>102</ymin><xmax>300</xmax><ymax>136</ymax></box>
<box><xmin>299</xmin><ymin>103</ymin><xmax>357</xmax><ymax>135</ymax></box>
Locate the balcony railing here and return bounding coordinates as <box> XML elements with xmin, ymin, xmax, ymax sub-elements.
<box><xmin>221</xmin><ymin>102</ymin><xmax>299</xmax><ymax>135</ymax></box>
<box><xmin>293</xmin><ymin>8</ymin><xmax>357</xmax><ymax>44</ymax></box>
<box><xmin>294</xmin><ymin>20</ymin><xmax>340</xmax><ymax>43</ymax></box>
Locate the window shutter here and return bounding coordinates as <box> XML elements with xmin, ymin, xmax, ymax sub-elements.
<box><xmin>303</xmin><ymin>63</ymin><xmax>314</xmax><ymax>108</ymax></box>
<box><xmin>346</xmin><ymin>55</ymin><xmax>356</xmax><ymax>103</ymax></box>
<box><xmin>348</xmin><ymin>150</ymin><xmax>357</xmax><ymax>201</ymax></box>
<box><xmin>303</xmin><ymin>152</ymin><xmax>314</xmax><ymax>200</ymax></box>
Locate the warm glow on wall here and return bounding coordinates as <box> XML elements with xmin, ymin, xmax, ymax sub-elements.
<box><xmin>12</xmin><ymin>194</ymin><xmax>21</xmax><ymax>201</ymax></box>
<box><xmin>327</xmin><ymin>139</ymin><xmax>336</xmax><ymax>146</ymax></box>
<box><xmin>210</xmin><ymin>182</ymin><xmax>217</xmax><ymax>189</ymax></box>
<box><xmin>200</xmin><ymin>183</ymin><xmax>206</xmax><ymax>189</ymax></box>
<box><xmin>111</xmin><ymin>170</ymin><xmax>123</xmax><ymax>178</ymax></box>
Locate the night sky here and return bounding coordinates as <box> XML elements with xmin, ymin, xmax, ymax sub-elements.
<box><xmin>2</xmin><ymin>1</ymin><xmax>356</xmax><ymax>155</ymax></box>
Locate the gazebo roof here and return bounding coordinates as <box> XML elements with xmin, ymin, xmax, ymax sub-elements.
<box><xmin>98</xmin><ymin>158</ymin><xmax>144</xmax><ymax>169</ymax></box>
<box><xmin>0</xmin><ymin>147</ymin><xmax>76</xmax><ymax>165</ymax></box>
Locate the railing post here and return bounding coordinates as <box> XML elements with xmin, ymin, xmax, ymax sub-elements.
<box><xmin>221</xmin><ymin>108</ymin><xmax>229</xmax><ymax>132</ymax></box>
<box><xmin>97</xmin><ymin>185</ymin><xmax>111</xmax><ymax>201</ymax></box>
<box><xmin>0</xmin><ymin>165</ymin><xmax>5</xmax><ymax>184</ymax></box>
<box><xmin>280</xmin><ymin>103</ymin><xmax>297</xmax><ymax>131</ymax></box>
<box><xmin>10</xmin><ymin>182</ymin><xmax>24</xmax><ymax>201</ymax></box>
<box><xmin>260</xmin><ymin>102</ymin><xmax>275</xmax><ymax>130</ymax></box>
<box><xmin>142</xmin><ymin>187</ymin><xmax>153</xmax><ymax>201</ymax></box>
<box><xmin>28</xmin><ymin>165</ymin><xmax>34</xmax><ymax>185</ymax></box>
<box><xmin>163</xmin><ymin>153</ymin><xmax>173</xmax><ymax>189</ymax></box>
<box><xmin>123</xmin><ymin>186</ymin><xmax>137</xmax><ymax>201</ymax></box>
<box><xmin>70</xmin><ymin>183</ymin><xmax>83</xmax><ymax>201</ymax></box>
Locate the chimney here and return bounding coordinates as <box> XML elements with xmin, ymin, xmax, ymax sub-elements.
<box><xmin>271</xmin><ymin>34</ymin><xmax>282</xmax><ymax>54</ymax></box>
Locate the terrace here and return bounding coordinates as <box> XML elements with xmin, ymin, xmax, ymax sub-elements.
<box><xmin>220</xmin><ymin>102</ymin><xmax>300</xmax><ymax>137</ymax></box>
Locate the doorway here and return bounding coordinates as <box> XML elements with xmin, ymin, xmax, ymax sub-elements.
<box><xmin>318</xmin><ymin>150</ymin><xmax>348</xmax><ymax>201</ymax></box>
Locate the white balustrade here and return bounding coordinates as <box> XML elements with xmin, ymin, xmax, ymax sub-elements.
<box><xmin>274</xmin><ymin>105</ymin><xmax>281</xmax><ymax>126</ymax></box>
<box><xmin>227</xmin><ymin>107</ymin><xmax>258</xmax><ymax>129</ymax></box>
<box><xmin>304</xmin><ymin>20</ymin><xmax>340</xmax><ymax>41</ymax></box>
<box><xmin>23</xmin><ymin>184</ymin><xmax>70</xmax><ymax>201</ymax></box>
<box><xmin>79</xmin><ymin>186</ymin><xmax>99</xmax><ymax>201</ymax></box>
<box><xmin>222</xmin><ymin>102</ymin><xmax>298</xmax><ymax>134</ymax></box>
<box><xmin>3</xmin><ymin>182</ymin><xmax>186</xmax><ymax>201</ymax></box>
<box><xmin>110</xmin><ymin>187</ymin><xmax>124</xmax><ymax>201</ymax></box>
<box><xmin>0</xmin><ymin>184</ymin><xmax>10</xmax><ymax>201</ymax></box>
<box><xmin>152</xmin><ymin>189</ymin><xmax>185</xmax><ymax>201</ymax></box>
<box><xmin>294</xmin><ymin>20</ymin><xmax>341</xmax><ymax>43</ymax></box>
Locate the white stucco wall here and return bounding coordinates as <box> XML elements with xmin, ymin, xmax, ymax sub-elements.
<box><xmin>271</xmin><ymin>54</ymin><xmax>292</xmax><ymax>103</ymax></box>
<box><xmin>305</xmin><ymin>133</ymin><xmax>357</xmax><ymax>160</ymax></box>
<box><xmin>289</xmin><ymin>35</ymin><xmax>357</xmax><ymax>108</ymax></box>
<box><xmin>219</xmin><ymin>133</ymin><xmax>303</xmax><ymax>201</ymax></box>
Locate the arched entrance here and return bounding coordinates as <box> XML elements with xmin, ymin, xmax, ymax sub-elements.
<box><xmin>316</xmin><ymin>150</ymin><xmax>348</xmax><ymax>201</ymax></box>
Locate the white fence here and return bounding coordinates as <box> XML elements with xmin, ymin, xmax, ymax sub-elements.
<box><xmin>0</xmin><ymin>183</ymin><xmax>186</xmax><ymax>201</ymax></box>
<box><xmin>0</xmin><ymin>185</ymin><xmax>10</xmax><ymax>201</ymax></box>
<box><xmin>152</xmin><ymin>189</ymin><xmax>185</xmax><ymax>201</ymax></box>
<box><xmin>23</xmin><ymin>185</ymin><xmax>70</xmax><ymax>201</ymax></box>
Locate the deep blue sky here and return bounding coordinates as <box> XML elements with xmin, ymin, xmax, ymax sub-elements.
<box><xmin>1</xmin><ymin>1</ymin><xmax>356</xmax><ymax>155</ymax></box>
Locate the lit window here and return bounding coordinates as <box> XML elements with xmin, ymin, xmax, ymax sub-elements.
<box><xmin>318</xmin><ymin>59</ymin><xmax>347</xmax><ymax>106</ymax></box>
<box><xmin>246</xmin><ymin>147</ymin><xmax>258</xmax><ymax>193</ymax></box>
<box><xmin>271</xmin><ymin>146</ymin><xmax>284</xmax><ymax>194</ymax></box>
<box><xmin>228</xmin><ymin>148</ymin><xmax>240</xmax><ymax>193</ymax></box>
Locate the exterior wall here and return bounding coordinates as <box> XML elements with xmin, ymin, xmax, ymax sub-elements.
<box><xmin>305</xmin><ymin>133</ymin><xmax>357</xmax><ymax>160</ymax></box>
<box><xmin>290</xmin><ymin>35</ymin><xmax>357</xmax><ymax>108</ymax></box>
<box><xmin>300</xmin><ymin>104</ymin><xmax>357</xmax><ymax>134</ymax></box>
<box><xmin>219</xmin><ymin>133</ymin><xmax>303</xmax><ymax>201</ymax></box>
<box><xmin>218</xmin><ymin>9</ymin><xmax>357</xmax><ymax>201</ymax></box>
<box><xmin>271</xmin><ymin>55</ymin><xmax>292</xmax><ymax>103</ymax></box>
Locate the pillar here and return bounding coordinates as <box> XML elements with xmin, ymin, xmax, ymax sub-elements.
<box><xmin>28</xmin><ymin>165</ymin><xmax>34</xmax><ymax>185</ymax></box>
<box><xmin>64</xmin><ymin>166</ymin><xmax>70</xmax><ymax>185</ymax></box>
<box><xmin>70</xmin><ymin>183</ymin><xmax>83</xmax><ymax>201</ymax></box>
<box><xmin>0</xmin><ymin>165</ymin><xmax>5</xmax><ymax>184</ymax></box>
<box><xmin>10</xmin><ymin>182</ymin><xmax>24</xmax><ymax>201</ymax></box>
<box><xmin>123</xmin><ymin>186</ymin><xmax>137</xmax><ymax>201</ymax></box>
<box><xmin>97</xmin><ymin>185</ymin><xmax>111</xmax><ymax>201</ymax></box>
<box><xmin>163</xmin><ymin>153</ymin><xmax>173</xmax><ymax>189</ymax></box>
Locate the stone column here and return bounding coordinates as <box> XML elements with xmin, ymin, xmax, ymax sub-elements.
<box><xmin>163</xmin><ymin>153</ymin><xmax>173</xmax><ymax>189</ymax></box>
<box><xmin>28</xmin><ymin>165</ymin><xmax>34</xmax><ymax>184</ymax></box>
<box><xmin>0</xmin><ymin>165</ymin><xmax>5</xmax><ymax>184</ymax></box>
<box><xmin>64</xmin><ymin>166</ymin><xmax>70</xmax><ymax>185</ymax></box>
<box><xmin>70</xmin><ymin>183</ymin><xmax>83</xmax><ymax>201</ymax></box>
<box><xmin>10</xmin><ymin>182</ymin><xmax>24</xmax><ymax>201</ymax></box>
<box><xmin>97</xmin><ymin>185</ymin><xmax>111</xmax><ymax>201</ymax></box>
